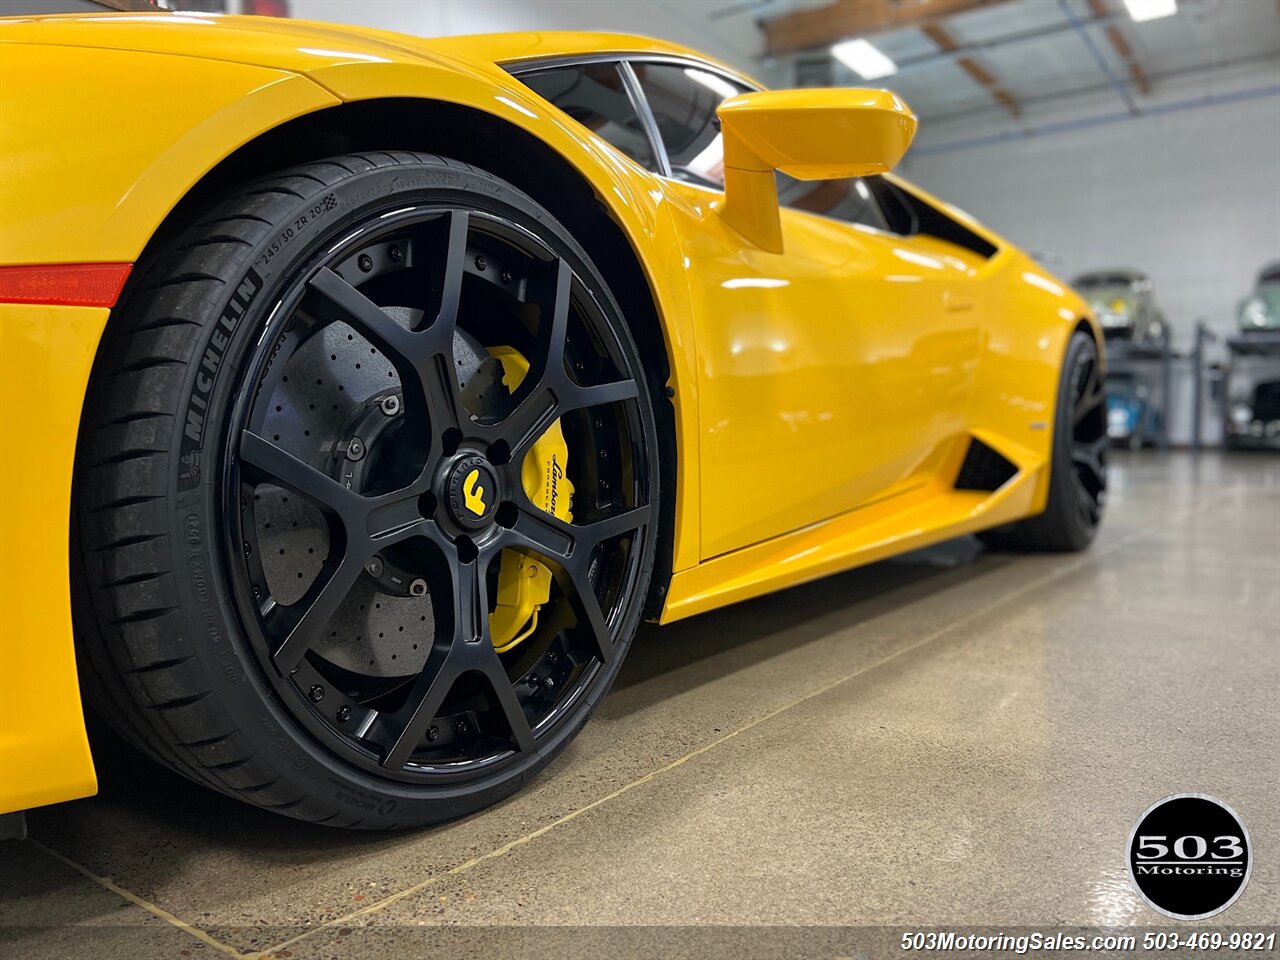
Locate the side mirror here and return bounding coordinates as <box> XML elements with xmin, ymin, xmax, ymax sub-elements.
<box><xmin>716</xmin><ymin>88</ymin><xmax>917</xmax><ymax>253</ymax></box>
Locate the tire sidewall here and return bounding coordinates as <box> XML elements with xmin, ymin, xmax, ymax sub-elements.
<box><xmin>160</xmin><ymin>160</ymin><xmax>658</xmax><ymax>826</ymax></box>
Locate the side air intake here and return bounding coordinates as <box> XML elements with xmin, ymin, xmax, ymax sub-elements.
<box><xmin>954</xmin><ymin>437</ymin><xmax>1018</xmax><ymax>492</ymax></box>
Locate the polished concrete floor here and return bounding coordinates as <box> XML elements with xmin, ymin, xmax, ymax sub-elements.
<box><xmin>2</xmin><ymin>452</ymin><xmax>1276</xmax><ymax>958</ymax></box>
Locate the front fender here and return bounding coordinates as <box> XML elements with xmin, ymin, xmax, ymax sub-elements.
<box><xmin>0</xmin><ymin>42</ymin><xmax>340</xmax><ymax>266</ymax></box>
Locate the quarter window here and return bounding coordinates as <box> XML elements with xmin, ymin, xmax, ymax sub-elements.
<box><xmin>520</xmin><ymin>63</ymin><xmax>657</xmax><ymax>170</ymax></box>
<box><xmin>629</xmin><ymin>62</ymin><xmax>736</xmax><ymax>187</ymax></box>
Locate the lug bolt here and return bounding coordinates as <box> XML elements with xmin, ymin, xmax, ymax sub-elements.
<box><xmin>357</xmin><ymin>254</ymin><xmax>374</xmax><ymax>273</ymax></box>
<box><xmin>541</xmin><ymin>676</ymin><xmax>556</xmax><ymax>691</ymax></box>
<box><xmin>389</xmin><ymin>246</ymin><xmax>403</xmax><ymax>263</ymax></box>
<box><xmin>336</xmin><ymin>705</ymin><xmax>351</xmax><ymax>723</ymax></box>
<box><xmin>474</xmin><ymin>255</ymin><xmax>487</xmax><ymax>271</ymax></box>
<box><xmin>309</xmin><ymin>684</ymin><xmax>325</xmax><ymax>703</ymax></box>
<box><xmin>426</xmin><ymin>725</ymin><xmax>439</xmax><ymax>743</ymax></box>
<box><xmin>455</xmin><ymin>719</ymin><xmax>469</xmax><ymax>736</ymax></box>
<box><xmin>380</xmin><ymin>395</ymin><xmax>401</xmax><ymax>416</ymax></box>
<box><xmin>409</xmin><ymin>578</ymin><xmax>428</xmax><ymax>597</ymax></box>
<box><xmin>346</xmin><ymin>437</ymin><xmax>365</xmax><ymax>461</ymax></box>
<box><xmin>365</xmin><ymin>557</ymin><xmax>383</xmax><ymax>578</ymax></box>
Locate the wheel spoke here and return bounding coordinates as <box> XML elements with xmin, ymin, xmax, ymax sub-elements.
<box><xmin>267</xmin><ymin>552</ymin><xmax>365</xmax><ymax>671</ymax></box>
<box><xmin>1074</xmin><ymin>386</ymin><xmax>1106</xmax><ymax>425</ymax></box>
<box><xmin>373</xmin><ymin>645</ymin><xmax>457</xmax><ymax>771</ymax></box>
<box><xmin>1072</xmin><ymin>435</ymin><xmax>1108</xmax><ymax>484</ymax></box>
<box><xmin>1073</xmin><ymin>476</ymin><xmax>1097</xmax><ymax>526</ymax></box>
<box><xmin>504</xmin><ymin>502</ymin><xmax>650</xmax><ymax>664</ymax></box>
<box><xmin>433</xmin><ymin>211</ymin><xmax>469</xmax><ymax>335</ymax></box>
<box><xmin>1076</xmin><ymin>355</ymin><xmax>1098</xmax><ymax>404</ymax></box>
<box><xmin>563</xmin><ymin>570</ymin><xmax>614</xmax><ymax>664</ymax></box>
<box><xmin>509</xmin><ymin>518</ymin><xmax>614</xmax><ymax>663</ymax></box>
<box><xmin>509</xmin><ymin>501</ymin><xmax>651</xmax><ymax>559</ymax></box>
<box><xmin>525</xmin><ymin>257</ymin><xmax>572</xmax><ymax>387</ymax></box>
<box><xmin>480</xmin><ymin>655</ymin><xmax>536</xmax><ymax>752</ymax></box>
<box><xmin>562</xmin><ymin>378</ymin><xmax>641</xmax><ymax>412</ymax></box>
<box><xmin>421</xmin><ymin>351</ymin><xmax>467</xmax><ymax>441</ymax></box>
<box><xmin>240</xmin><ymin>431</ymin><xmax>357</xmax><ymax>518</ymax></box>
<box><xmin>309</xmin><ymin>268</ymin><xmax>424</xmax><ymax>365</ymax></box>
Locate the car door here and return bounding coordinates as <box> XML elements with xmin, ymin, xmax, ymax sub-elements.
<box><xmin>625</xmin><ymin>61</ymin><xmax>983</xmax><ymax>559</ymax></box>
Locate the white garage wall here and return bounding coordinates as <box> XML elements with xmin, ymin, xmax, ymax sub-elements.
<box><xmin>902</xmin><ymin>89</ymin><xmax>1280</xmax><ymax>343</ymax></box>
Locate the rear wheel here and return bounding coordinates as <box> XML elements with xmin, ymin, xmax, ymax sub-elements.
<box><xmin>978</xmin><ymin>330</ymin><xmax>1106</xmax><ymax>552</ymax></box>
<box><xmin>74</xmin><ymin>153</ymin><xmax>659</xmax><ymax>828</ymax></box>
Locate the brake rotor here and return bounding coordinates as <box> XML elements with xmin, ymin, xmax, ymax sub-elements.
<box><xmin>252</xmin><ymin>306</ymin><xmax>568</xmax><ymax>677</ymax></box>
<box><xmin>254</xmin><ymin>307</ymin><xmax>489</xmax><ymax>677</ymax></box>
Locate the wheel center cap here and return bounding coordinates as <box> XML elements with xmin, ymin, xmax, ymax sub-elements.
<box><xmin>445</xmin><ymin>455</ymin><xmax>499</xmax><ymax>528</ymax></box>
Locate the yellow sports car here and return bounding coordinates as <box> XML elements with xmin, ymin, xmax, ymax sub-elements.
<box><xmin>0</xmin><ymin>12</ymin><xmax>1106</xmax><ymax>829</ymax></box>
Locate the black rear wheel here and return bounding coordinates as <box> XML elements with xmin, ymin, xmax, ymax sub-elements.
<box><xmin>978</xmin><ymin>329</ymin><xmax>1106</xmax><ymax>552</ymax></box>
<box><xmin>74</xmin><ymin>153</ymin><xmax>659</xmax><ymax>827</ymax></box>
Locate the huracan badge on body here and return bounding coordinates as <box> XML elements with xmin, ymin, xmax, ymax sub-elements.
<box><xmin>0</xmin><ymin>11</ymin><xmax>1105</xmax><ymax>828</ymax></box>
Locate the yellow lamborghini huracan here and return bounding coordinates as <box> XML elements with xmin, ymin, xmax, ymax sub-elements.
<box><xmin>0</xmin><ymin>12</ymin><xmax>1106</xmax><ymax>828</ymax></box>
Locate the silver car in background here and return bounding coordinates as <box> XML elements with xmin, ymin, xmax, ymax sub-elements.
<box><xmin>1073</xmin><ymin>268</ymin><xmax>1167</xmax><ymax>346</ymax></box>
<box><xmin>1238</xmin><ymin>262</ymin><xmax>1280</xmax><ymax>331</ymax></box>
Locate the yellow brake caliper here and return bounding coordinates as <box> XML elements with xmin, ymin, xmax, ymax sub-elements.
<box><xmin>487</xmin><ymin>346</ymin><xmax>574</xmax><ymax>653</ymax></box>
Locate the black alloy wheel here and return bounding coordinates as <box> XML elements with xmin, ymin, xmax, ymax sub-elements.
<box><xmin>977</xmin><ymin>329</ymin><xmax>1106</xmax><ymax>552</ymax></box>
<box><xmin>1066</xmin><ymin>337</ymin><xmax>1108</xmax><ymax>532</ymax></box>
<box><xmin>74</xmin><ymin>153</ymin><xmax>660</xmax><ymax>827</ymax></box>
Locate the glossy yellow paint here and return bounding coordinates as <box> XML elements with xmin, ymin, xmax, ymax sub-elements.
<box><xmin>719</xmin><ymin>88</ymin><xmax>918</xmax><ymax>252</ymax></box>
<box><xmin>727</xmin><ymin>88</ymin><xmax>916</xmax><ymax>253</ymax></box>
<box><xmin>0</xmin><ymin>13</ymin><xmax>1096</xmax><ymax>811</ymax></box>
<box><xmin>720</xmin><ymin>88</ymin><xmax>917</xmax><ymax>179</ymax></box>
<box><xmin>0</xmin><ymin>304</ymin><xmax>105</xmax><ymax>814</ymax></box>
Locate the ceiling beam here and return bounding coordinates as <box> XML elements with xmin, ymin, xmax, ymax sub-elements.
<box><xmin>920</xmin><ymin>21</ymin><xmax>1021</xmax><ymax>116</ymax></box>
<box><xmin>1088</xmin><ymin>0</ymin><xmax>1151</xmax><ymax>94</ymax></box>
<box><xmin>763</xmin><ymin>0</ymin><xmax>1011</xmax><ymax>56</ymax></box>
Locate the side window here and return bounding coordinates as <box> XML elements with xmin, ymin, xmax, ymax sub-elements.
<box><xmin>629</xmin><ymin>62</ymin><xmax>736</xmax><ymax>186</ymax></box>
<box><xmin>629</xmin><ymin>61</ymin><xmax>901</xmax><ymax>234</ymax></box>
<box><xmin>776</xmin><ymin>174</ymin><xmax>890</xmax><ymax>232</ymax></box>
<box><xmin>520</xmin><ymin>63</ymin><xmax>656</xmax><ymax>170</ymax></box>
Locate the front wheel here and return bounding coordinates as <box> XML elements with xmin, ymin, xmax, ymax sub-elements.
<box><xmin>74</xmin><ymin>153</ymin><xmax>660</xmax><ymax>828</ymax></box>
<box><xmin>979</xmin><ymin>329</ymin><xmax>1106</xmax><ymax>552</ymax></box>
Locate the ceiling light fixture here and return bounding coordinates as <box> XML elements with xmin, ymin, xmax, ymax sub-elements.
<box><xmin>1122</xmin><ymin>0</ymin><xmax>1177</xmax><ymax>22</ymax></box>
<box><xmin>831</xmin><ymin>38</ymin><xmax>898</xmax><ymax>80</ymax></box>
